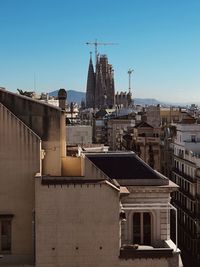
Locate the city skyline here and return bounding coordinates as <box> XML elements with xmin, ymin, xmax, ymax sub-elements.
<box><xmin>0</xmin><ymin>0</ymin><xmax>199</xmax><ymax>104</ymax></box>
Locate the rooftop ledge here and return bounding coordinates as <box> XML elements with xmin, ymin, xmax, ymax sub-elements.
<box><xmin>120</xmin><ymin>240</ymin><xmax>180</xmax><ymax>259</ymax></box>
<box><xmin>119</xmin><ymin>246</ymin><xmax>173</xmax><ymax>259</ymax></box>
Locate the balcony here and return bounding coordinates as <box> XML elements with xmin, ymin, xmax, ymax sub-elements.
<box><xmin>135</xmin><ymin>136</ymin><xmax>160</xmax><ymax>145</ymax></box>
<box><xmin>136</xmin><ymin>136</ymin><xmax>145</xmax><ymax>144</ymax></box>
<box><xmin>178</xmin><ymin>151</ymin><xmax>184</xmax><ymax>159</ymax></box>
<box><xmin>120</xmin><ymin>203</ymin><xmax>179</xmax><ymax>259</ymax></box>
<box><xmin>173</xmin><ymin>199</ymin><xmax>198</xmax><ymax>220</ymax></box>
<box><xmin>146</xmin><ymin>137</ymin><xmax>160</xmax><ymax>144</ymax></box>
<box><xmin>184</xmin><ymin>138</ymin><xmax>200</xmax><ymax>143</ymax></box>
<box><xmin>172</xmin><ymin>167</ymin><xmax>197</xmax><ymax>183</ymax></box>
<box><xmin>119</xmin><ymin>243</ymin><xmax>174</xmax><ymax>259</ymax></box>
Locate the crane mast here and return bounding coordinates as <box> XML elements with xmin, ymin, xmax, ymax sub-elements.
<box><xmin>128</xmin><ymin>68</ymin><xmax>134</xmax><ymax>93</ymax></box>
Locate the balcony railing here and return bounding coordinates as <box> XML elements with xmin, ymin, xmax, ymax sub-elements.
<box><xmin>172</xmin><ymin>199</ymin><xmax>198</xmax><ymax>220</ymax></box>
<box><xmin>136</xmin><ymin>136</ymin><xmax>160</xmax><ymax>145</ymax></box>
<box><xmin>119</xmin><ymin>245</ymin><xmax>174</xmax><ymax>259</ymax></box>
<box><xmin>121</xmin><ymin>203</ymin><xmax>178</xmax><ymax>254</ymax></box>
<box><xmin>172</xmin><ymin>167</ymin><xmax>197</xmax><ymax>183</ymax></box>
<box><xmin>184</xmin><ymin>138</ymin><xmax>200</xmax><ymax>143</ymax></box>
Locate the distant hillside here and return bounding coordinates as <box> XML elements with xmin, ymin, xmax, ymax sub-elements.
<box><xmin>49</xmin><ymin>90</ymin><xmax>85</xmax><ymax>103</ymax></box>
<box><xmin>134</xmin><ymin>98</ymin><xmax>164</xmax><ymax>106</ymax></box>
<box><xmin>48</xmin><ymin>90</ymin><xmax>173</xmax><ymax>106</ymax></box>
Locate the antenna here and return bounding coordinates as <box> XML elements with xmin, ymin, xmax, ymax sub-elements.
<box><xmin>86</xmin><ymin>39</ymin><xmax>118</xmax><ymax>64</ymax></box>
<box><xmin>34</xmin><ymin>72</ymin><xmax>36</xmax><ymax>92</ymax></box>
<box><xmin>127</xmin><ymin>68</ymin><xmax>134</xmax><ymax>93</ymax></box>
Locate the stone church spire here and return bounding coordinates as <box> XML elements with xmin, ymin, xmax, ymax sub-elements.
<box><xmin>95</xmin><ymin>55</ymin><xmax>115</xmax><ymax>109</ymax></box>
<box><xmin>86</xmin><ymin>53</ymin><xmax>95</xmax><ymax>108</ymax></box>
<box><xmin>86</xmin><ymin>53</ymin><xmax>115</xmax><ymax>109</ymax></box>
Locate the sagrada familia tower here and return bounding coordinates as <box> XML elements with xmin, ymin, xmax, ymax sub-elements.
<box><xmin>86</xmin><ymin>54</ymin><xmax>115</xmax><ymax>109</ymax></box>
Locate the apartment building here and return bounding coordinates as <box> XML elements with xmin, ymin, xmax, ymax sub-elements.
<box><xmin>107</xmin><ymin>117</ymin><xmax>135</xmax><ymax>150</ymax></box>
<box><xmin>66</xmin><ymin>125</ymin><xmax>92</xmax><ymax>146</ymax></box>
<box><xmin>131</xmin><ymin>122</ymin><xmax>161</xmax><ymax>171</ymax></box>
<box><xmin>171</xmin><ymin>123</ymin><xmax>200</xmax><ymax>266</ymax></box>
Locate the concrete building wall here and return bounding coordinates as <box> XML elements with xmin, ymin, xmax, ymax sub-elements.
<box><xmin>133</xmin><ymin>126</ymin><xmax>161</xmax><ymax>171</ymax></box>
<box><xmin>160</xmin><ymin>108</ymin><xmax>181</xmax><ymax>124</ymax></box>
<box><xmin>35</xmin><ymin>177</ymin><xmax>179</xmax><ymax>267</ymax></box>
<box><xmin>62</xmin><ymin>156</ymin><xmax>84</xmax><ymax>176</ymax></box>
<box><xmin>137</xmin><ymin>142</ymin><xmax>160</xmax><ymax>171</ymax></box>
<box><xmin>35</xmin><ymin>180</ymin><xmax>120</xmax><ymax>267</ymax></box>
<box><xmin>84</xmin><ymin>157</ymin><xmax>109</xmax><ymax>180</ymax></box>
<box><xmin>0</xmin><ymin>89</ymin><xmax>66</xmax><ymax>176</ymax></box>
<box><xmin>146</xmin><ymin>106</ymin><xmax>161</xmax><ymax>128</ymax></box>
<box><xmin>93</xmin><ymin>119</ymin><xmax>107</xmax><ymax>144</ymax></box>
<box><xmin>0</xmin><ymin>265</ymin><xmax>34</xmax><ymax>267</ymax></box>
<box><xmin>107</xmin><ymin>119</ymin><xmax>134</xmax><ymax>150</ymax></box>
<box><xmin>66</xmin><ymin>125</ymin><xmax>92</xmax><ymax>146</ymax></box>
<box><xmin>0</xmin><ymin>103</ymin><xmax>41</xmax><ymax>264</ymax></box>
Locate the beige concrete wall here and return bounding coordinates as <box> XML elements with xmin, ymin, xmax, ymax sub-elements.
<box><xmin>35</xmin><ymin>179</ymin><xmax>120</xmax><ymax>267</ymax></box>
<box><xmin>66</xmin><ymin>125</ymin><xmax>92</xmax><ymax>145</ymax></box>
<box><xmin>84</xmin><ymin>157</ymin><xmax>109</xmax><ymax>180</ymax></box>
<box><xmin>0</xmin><ymin>104</ymin><xmax>41</xmax><ymax>264</ymax></box>
<box><xmin>0</xmin><ymin>89</ymin><xmax>66</xmax><ymax>176</ymax></box>
<box><xmin>35</xmin><ymin>177</ymin><xmax>179</xmax><ymax>267</ymax></box>
<box><xmin>61</xmin><ymin>156</ymin><xmax>84</xmax><ymax>176</ymax></box>
<box><xmin>0</xmin><ymin>265</ymin><xmax>34</xmax><ymax>267</ymax></box>
<box><xmin>40</xmin><ymin>109</ymin><xmax>66</xmax><ymax>176</ymax></box>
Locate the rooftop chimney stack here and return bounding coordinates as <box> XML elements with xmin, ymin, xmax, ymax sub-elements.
<box><xmin>58</xmin><ymin>88</ymin><xmax>67</xmax><ymax>110</ymax></box>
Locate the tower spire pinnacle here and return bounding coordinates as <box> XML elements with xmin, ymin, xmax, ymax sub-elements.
<box><xmin>86</xmin><ymin>53</ymin><xmax>95</xmax><ymax>108</ymax></box>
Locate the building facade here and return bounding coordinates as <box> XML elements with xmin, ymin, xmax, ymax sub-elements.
<box><xmin>115</xmin><ymin>92</ymin><xmax>132</xmax><ymax>108</ymax></box>
<box><xmin>66</xmin><ymin>125</ymin><xmax>92</xmax><ymax>146</ymax></box>
<box><xmin>132</xmin><ymin>122</ymin><xmax>161</xmax><ymax>171</ymax></box>
<box><xmin>107</xmin><ymin>117</ymin><xmax>135</xmax><ymax>150</ymax></box>
<box><xmin>171</xmin><ymin>123</ymin><xmax>200</xmax><ymax>266</ymax></box>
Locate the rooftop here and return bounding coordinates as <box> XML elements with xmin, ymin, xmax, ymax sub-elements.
<box><xmin>86</xmin><ymin>152</ymin><xmax>169</xmax><ymax>186</ymax></box>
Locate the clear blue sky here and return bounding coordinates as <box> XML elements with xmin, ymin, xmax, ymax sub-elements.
<box><xmin>0</xmin><ymin>0</ymin><xmax>199</xmax><ymax>103</ymax></box>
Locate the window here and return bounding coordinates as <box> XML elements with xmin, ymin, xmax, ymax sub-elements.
<box><xmin>133</xmin><ymin>212</ymin><xmax>151</xmax><ymax>245</ymax></box>
<box><xmin>0</xmin><ymin>215</ymin><xmax>13</xmax><ymax>253</ymax></box>
<box><xmin>191</xmin><ymin>135</ymin><xmax>196</xmax><ymax>142</ymax></box>
<box><xmin>181</xmin><ymin>163</ymin><xmax>184</xmax><ymax>173</ymax></box>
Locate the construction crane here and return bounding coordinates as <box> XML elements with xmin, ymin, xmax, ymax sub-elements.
<box><xmin>127</xmin><ymin>68</ymin><xmax>134</xmax><ymax>93</ymax></box>
<box><xmin>86</xmin><ymin>39</ymin><xmax>118</xmax><ymax>63</ymax></box>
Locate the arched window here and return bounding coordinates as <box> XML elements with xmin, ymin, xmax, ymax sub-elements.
<box><xmin>133</xmin><ymin>212</ymin><xmax>151</xmax><ymax>245</ymax></box>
